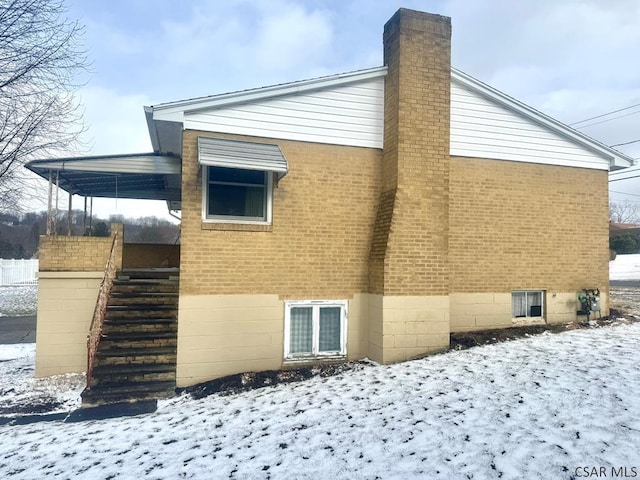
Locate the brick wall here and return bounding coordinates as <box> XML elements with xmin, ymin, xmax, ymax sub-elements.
<box><xmin>371</xmin><ymin>9</ymin><xmax>451</xmax><ymax>296</ymax></box>
<box><xmin>39</xmin><ymin>224</ymin><xmax>123</xmax><ymax>272</ymax></box>
<box><xmin>179</xmin><ymin>131</ymin><xmax>382</xmax><ymax>298</ymax></box>
<box><xmin>123</xmin><ymin>244</ymin><xmax>180</xmax><ymax>268</ymax></box>
<box><xmin>449</xmin><ymin>157</ymin><xmax>609</xmax><ymax>295</ymax></box>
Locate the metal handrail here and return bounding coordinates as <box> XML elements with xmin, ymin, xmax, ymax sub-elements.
<box><xmin>86</xmin><ymin>231</ymin><xmax>119</xmax><ymax>390</ymax></box>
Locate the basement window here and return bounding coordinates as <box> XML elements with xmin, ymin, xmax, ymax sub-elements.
<box><xmin>512</xmin><ymin>290</ymin><xmax>544</xmax><ymax>318</ymax></box>
<box><xmin>284</xmin><ymin>300</ymin><xmax>348</xmax><ymax>360</ymax></box>
<box><xmin>203</xmin><ymin>166</ymin><xmax>272</xmax><ymax>223</ymax></box>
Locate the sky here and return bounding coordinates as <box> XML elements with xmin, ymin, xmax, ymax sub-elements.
<box><xmin>36</xmin><ymin>0</ymin><xmax>640</xmax><ymax>219</ymax></box>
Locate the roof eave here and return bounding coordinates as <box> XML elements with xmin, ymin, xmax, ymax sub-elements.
<box><xmin>149</xmin><ymin>66</ymin><xmax>388</xmax><ymax>121</ymax></box>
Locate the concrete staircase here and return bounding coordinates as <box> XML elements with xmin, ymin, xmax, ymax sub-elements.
<box><xmin>81</xmin><ymin>269</ymin><xmax>179</xmax><ymax>406</ymax></box>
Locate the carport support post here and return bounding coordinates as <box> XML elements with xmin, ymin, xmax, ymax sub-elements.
<box><xmin>46</xmin><ymin>170</ymin><xmax>53</xmax><ymax>235</ymax></box>
<box><xmin>67</xmin><ymin>193</ymin><xmax>72</xmax><ymax>236</ymax></box>
<box><xmin>89</xmin><ymin>197</ymin><xmax>93</xmax><ymax>235</ymax></box>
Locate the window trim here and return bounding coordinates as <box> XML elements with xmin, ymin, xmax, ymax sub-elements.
<box><xmin>284</xmin><ymin>300</ymin><xmax>348</xmax><ymax>361</ymax></box>
<box><xmin>512</xmin><ymin>290</ymin><xmax>545</xmax><ymax>319</ymax></box>
<box><xmin>201</xmin><ymin>166</ymin><xmax>273</xmax><ymax>224</ymax></box>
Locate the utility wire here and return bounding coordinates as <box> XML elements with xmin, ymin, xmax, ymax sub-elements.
<box><xmin>571</xmin><ymin>101</ymin><xmax>640</xmax><ymax>126</ymax></box>
<box><xmin>610</xmin><ymin>189</ymin><xmax>640</xmax><ymax>198</ymax></box>
<box><xmin>575</xmin><ymin>109</ymin><xmax>640</xmax><ymax>129</ymax></box>
<box><xmin>610</xmin><ymin>139</ymin><xmax>640</xmax><ymax>148</ymax></box>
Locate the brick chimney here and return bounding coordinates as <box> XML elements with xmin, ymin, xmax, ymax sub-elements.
<box><xmin>369</xmin><ymin>9</ymin><xmax>452</xmax><ymax>363</ymax></box>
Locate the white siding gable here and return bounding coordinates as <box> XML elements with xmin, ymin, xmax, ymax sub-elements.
<box><xmin>149</xmin><ymin>66</ymin><xmax>629</xmax><ymax>169</ymax></box>
<box><xmin>450</xmin><ymin>79</ymin><xmax>610</xmax><ymax>170</ymax></box>
<box><xmin>183</xmin><ymin>78</ymin><xmax>385</xmax><ymax>149</ymax></box>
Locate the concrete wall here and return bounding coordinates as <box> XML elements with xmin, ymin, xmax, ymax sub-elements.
<box><xmin>35</xmin><ymin>272</ymin><xmax>102</xmax><ymax>377</ymax></box>
<box><xmin>176</xmin><ymin>293</ymin><xmax>372</xmax><ymax>387</ymax></box>
<box><xmin>35</xmin><ymin>224</ymin><xmax>123</xmax><ymax>376</ymax></box>
<box><xmin>368</xmin><ymin>295</ymin><xmax>450</xmax><ymax>364</ymax></box>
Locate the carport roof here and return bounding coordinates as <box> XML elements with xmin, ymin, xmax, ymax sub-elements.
<box><xmin>25</xmin><ymin>153</ymin><xmax>181</xmax><ymax>202</ymax></box>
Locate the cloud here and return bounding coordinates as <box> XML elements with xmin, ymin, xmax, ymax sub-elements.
<box><xmin>440</xmin><ymin>0</ymin><xmax>640</xmax><ymax>163</ymax></box>
<box><xmin>253</xmin><ymin>6</ymin><xmax>333</xmax><ymax>72</ymax></box>
<box><xmin>447</xmin><ymin>0</ymin><xmax>640</xmax><ymax>90</ymax></box>
<box><xmin>149</xmin><ymin>1</ymin><xmax>335</xmax><ymax>98</ymax></box>
<box><xmin>77</xmin><ymin>86</ymin><xmax>152</xmax><ymax>155</ymax></box>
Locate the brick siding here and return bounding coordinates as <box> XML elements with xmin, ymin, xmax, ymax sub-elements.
<box><xmin>449</xmin><ymin>157</ymin><xmax>609</xmax><ymax>294</ymax></box>
<box><xmin>39</xmin><ymin>224</ymin><xmax>123</xmax><ymax>272</ymax></box>
<box><xmin>179</xmin><ymin>130</ymin><xmax>382</xmax><ymax>298</ymax></box>
<box><xmin>372</xmin><ymin>9</ymin><xmax>452</xmax><ymax>296</ymax></box>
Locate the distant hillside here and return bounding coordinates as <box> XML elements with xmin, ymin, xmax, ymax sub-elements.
<box><xmin>0</xmin><ymin>211</ymin><xmax>180</xmax><ymax>259</ymax></box>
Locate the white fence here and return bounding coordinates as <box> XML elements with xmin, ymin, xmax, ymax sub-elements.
<box><xmin>0</xmin><ymin>259</ymin><xmax>39</xmax><ymax>286</ymax></box>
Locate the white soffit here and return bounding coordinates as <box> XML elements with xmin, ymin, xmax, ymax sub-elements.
<box><xmin>198</xmin><ymin>137</ymin><xmax>288</xmax><ymax>178</ymax></box>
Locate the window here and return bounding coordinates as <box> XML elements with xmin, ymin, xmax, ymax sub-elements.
<box><xmin>203</xmin><ymin>166</ymin><xmax>272</xmax><ymax>223</ymax></box>
<box><xmin>284</xmin><ymin>301</ymin><xmax>348</xmax><ymax>359</ymax></box>
<box><xmin>512</xmin><ymin>290</ymin><xmax>544</xmax><ymax>318</ymax></box>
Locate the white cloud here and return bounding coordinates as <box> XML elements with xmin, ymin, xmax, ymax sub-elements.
<box><xmin>253</xmin><ymin>6</ymin><xmax>333</xmax><ymax>71</ymax></box>
<box><xmin>151</xmin><ymin>1</ymin><xmax>335</xmax><ymax>96</ymax></box>
<box><xmin>441</xmin><ymin>0</ymin><xmax>640</xmax><ymax>161</ymax></box>
<box><xmin>77</xmin><ymin>86</ymin><xmax>152</xmax><ymax>155</ymax></box>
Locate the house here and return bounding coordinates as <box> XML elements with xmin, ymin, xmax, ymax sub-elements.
<box><xmin>26</xmin><ymin>8</ymin><xmax>633</xmax><ymax>401</ymax></box>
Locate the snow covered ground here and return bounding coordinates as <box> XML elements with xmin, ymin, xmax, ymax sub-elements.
<box><xmin>1</xmin><ymin>322</ymin><xmax>639</xmax><ymax>479</ymax></box>
<box><xmin>0</xmin><ymin>285</ymin><xmax>37</xmax><ymax>316</ymax></box>
<box><xmin>0</xmin><ymin>344</ymin><xmax>84</xmax><ymax>416</ymax></box>
<box><xmin>0</xmin><ymin>277</ymin><xmax>638</xmax><ymax>478</ymax></box>
<box><xmin>610</xmin><ymin>254</ymin><xmax>640</xmax><ymax>280</ymax></box>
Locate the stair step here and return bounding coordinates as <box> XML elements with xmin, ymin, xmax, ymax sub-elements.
<box><xmin>102</xmin><ymin>330</ymin><xmax>177</xmax><ymax>341</ymax></box>
<box><xmin>104</xmin><ymin>316</ymin><xmax>176</xmax><ymax>325</ymax></box>
<box><xmin>101</xmin><ymin>328</ymin><xmax>176</xmax><ymax>339</ymax></box>
<box><xmin>86</xmin><ymin>379</ymin><xmax>176</xmax><ymax>391</ymax></box>
<box><xmin>107</xmin><ymin>304</ymin><xmax>177</xmax><ymax>311</ymax></box>
<box><xmin>93</xmin><ymin>363</ymin><xmax>176</xmax><ymax>376</ymax></box>
<box><xmin>82</xmin><ymin>381</ymin><xmax>175</xmax><ymax>406</ymax></box>
<box><xmin>90</xmin><ymin>370</ymin><xmax>176</xmax><ymax>387</ymax></box>
<box><xmin>95</xmin><ymin>357</ymin><xmax>176</xmax><ymax>368</ymax></box>
<box><xmin>112</xmin><ymin>280</ymin><xmax>178</xmax><ymax>291</ymax></box>
<box><xmin>102</xmin><ymin>323</ymin><xmax>176</xmax><ymax>334</ymax></box>
<box><xmin>108</xmin><ymin>296</ymin><xmax>178</xmax><ymax>307</ymax></box>
<box><xmin>110</xmin><ymin>291</ymin><xmax>179</xmax><ymax>298</ymax></box>
<box><xmin>96</xmin><ymin>345</ymin><xmax>176</xmax><ymax>360</ymax></box>
<box><xmin>118</xmin><ymin>268</ymin><xmax>179</xmax><ymax>280</ymax></box>
<box><xmin>106</xmin><ymin>307</ymin><xmax>177</xmax><ymax>319</ymax></box>
<box><xmin>100</xmin><ymin>339</ymin><xmax>177</xmax><ymax>352</ymax></box>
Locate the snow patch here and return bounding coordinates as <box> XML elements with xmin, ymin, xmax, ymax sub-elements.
<box><xmin>0</xmin><ymin>325</ymin><xmax>639</xmax><ymax>478</ymax></box>
<box><xmin>610</xmin><ymin>253</ymin><xmax>640</xmax><ymax>280</ymax></box>
<box><xmin>0</xmin><ymin>285</ymin><xmax>37</xmax><ymax>316</ymax></box>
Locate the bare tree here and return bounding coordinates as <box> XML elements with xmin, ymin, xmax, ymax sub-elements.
<box><xmin>609</xmin><ymin>200</ymin><xmax>640</xmax><ymax>224</ymax></box>
<box><xmin>0</xmin><ymin>0</ymin><xmax>88</xmax><ymax>212</ymax></box>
